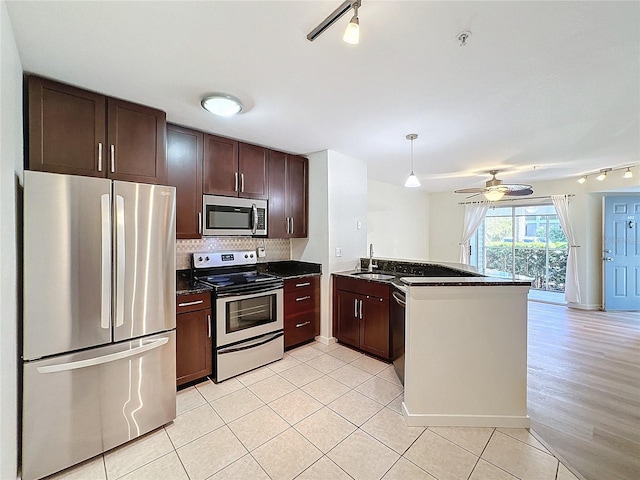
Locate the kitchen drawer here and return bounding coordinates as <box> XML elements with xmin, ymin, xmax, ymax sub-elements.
<box><xmin>176</xmin><ymin>292</ymin><xmax>211</xmax><ymax>314</ymax></box>
<box><xmin>284</xmin><ymin>276</ymin><xmax>318</xmax><ymax>294</ymax></box>
<box><xmin>285</xmin><ymin>290</ymin><xmax>319</xmax><ymax>316</ymax></box>
<box><xmin>284</xmin><ymin>311</ymin><xmax>319</xmax><ymax>349</ymax></box>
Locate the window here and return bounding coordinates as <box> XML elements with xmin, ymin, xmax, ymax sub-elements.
<box><xmin>470</xmin><ymin>204</ymin><xmax>568</xmax><ymax>293</ymax></box>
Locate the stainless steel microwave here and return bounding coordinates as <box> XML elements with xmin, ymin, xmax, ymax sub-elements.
<box><xmin>202</xmin><ymin>195</ymin><xmax>267</xmax><ymax>236</ymax></box>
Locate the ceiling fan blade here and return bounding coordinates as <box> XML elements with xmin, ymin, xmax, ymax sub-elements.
<box><xmin>504</xmin><ymin>188</ymin><xmax>534</xmax><ymax>196</ymax></box>
<box><xmin>454</xmin><ymin>188</ymin><xmax>485</xmax><ymax>194</ymax></box>
<box><xmin>465</xmin><ymin>193</ymin><xmax>481</xmax><ymax>199</ymax></box>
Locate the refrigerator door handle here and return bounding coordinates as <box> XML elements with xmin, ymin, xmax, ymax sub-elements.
<box><xmin>100</xmin><ymin>194</ymin><xmax>111</xmax><ymax>329</ymax></box>
<box><xmin>36</xmin><ymin>337</ymin><xmax>169</xmax><ymax>374</ymax></box>
<box><xmin>115</xmin><ymin>195</ymin><xmax>126</xmax><ymax>327</ymax></box>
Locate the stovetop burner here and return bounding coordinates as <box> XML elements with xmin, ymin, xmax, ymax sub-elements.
<box><xmin>201</xmin><ymin>271</ymin><xmax>278</xmax><ymax>287</ymax></box>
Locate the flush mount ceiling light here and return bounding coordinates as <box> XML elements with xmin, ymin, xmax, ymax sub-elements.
<box><xmin>404</xmin><ymin>134</ymin><xmax>421</xmax><ymax>188</ymax></box>
<box><xmin>201</xmin><ymin>94</ymin><xmax>243</xmax><ymax>117</ymax></box>
<box><xmin>307</xmin><ymin>0</ymin><xmax>361</xmax><ymax>44</ymax></box>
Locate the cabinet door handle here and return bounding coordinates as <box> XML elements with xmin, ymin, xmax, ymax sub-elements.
<box><xmin>354</xmin><ymin>299</ymin><xmax>358</xmax><ymax>318</ymax></box>
<box><xmin>285</xmin><ymin>217</ymin><xmax>290</xmax><ymax>234</ymax></box>
<box><xmin>97</xmin><ymin>143</ymin><xmax>103</xmax><ymax>172</ymax></box>
<box><xmin>296</xmin><ymin>321</ymin><xmax>310</xmax><ymax>328</ymax></box>
<box><xmin>207</xmin><ymin>314</ymin><xmax>212</xmax><ymax>338</ymax></box>
<box><xmin>178</xmin><ymin>300</ymin><xmax>204</xmax><ymax>307</ymax></box>
<box><xmin>295</xmin><ymin>295</ymin><xmax>311</xmax><ymax>302</ymax></box>
<box><xmin>110</xmin><ymin>145</ymin><xmax>115</xmax><ymax>173</ymax></box>
<box><xmin>290</xmin><ymin>217</ymin><xmax>294</xmax><ymax>234</ymax></box>
<box><xmin>235</xmin><ymin>172</ymin><xmax>239</xmax><ymax>192</ymax></box>
<box><xmin>296</xmin><ymin>282</ymin><xmax>311</xmax><ymax>288</ymax></box>
<box><xmin>198</xmin><ymin>212</ymin><xmax>202</xmax><ymax>234</ymax></box>
<box><xmin>359</xmin><ymin>299</ymin><xmax>363</xmax><ymax>319</ymax></box>
<box><xmin>241</xmin><ymin>173</ymin><xmax>245</xmax><ymax>192</ymax></box>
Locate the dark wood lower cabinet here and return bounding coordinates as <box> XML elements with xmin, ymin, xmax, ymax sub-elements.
<box><xmin>176</xmin><ymin>292</ymin><xmax>212</xmax><ymax>386</ymax></box>
<box><xmin>284</xmin><ymin>276</ymin><xmax>320</xmax><ymax>349</ymax></box>
<box><xmin>333</xmin><ymin>276</ymin><xmax>391</xmax><ymax>359</ymax></box>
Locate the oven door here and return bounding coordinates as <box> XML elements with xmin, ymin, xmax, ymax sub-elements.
<box><xmin>216</xmin><ymin>286</ymin><xmax>284</xmax><ymax>346</ymax></box>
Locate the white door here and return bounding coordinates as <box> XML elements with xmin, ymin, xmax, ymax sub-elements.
<box><xmin>603</xmin><ymin>196</ymin><xmax>640</xmax><ymax>311</ymax></box>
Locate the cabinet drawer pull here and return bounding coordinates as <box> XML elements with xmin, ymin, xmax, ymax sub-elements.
<box><xmin>296</xmin><ymin>321</ymin><xmax>311</xmax><ymax>328</ymax></box>
<box><xmin>178</xmin><ymin>299</ymin><xmax>204</xmax><ymax>307</ymax></box>
<box><xmin>296</xmin><ymin>282</ymin><xmax>311</xmax><ymax>287</ymax></box>
<box><xmin>295</xmin><ymin>295</ymin><xmax>311</xmax><ymax>302</ymax></box>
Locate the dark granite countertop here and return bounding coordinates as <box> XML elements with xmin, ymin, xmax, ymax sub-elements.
<box><xmin>258</xmin><ymin>260</ymin><xmax>322</xmax><ymax>279</ymax></box>
<box><xmin>176</xmin><ymin>271</ymin><xmax>213</xmax><ymax>296</ymax></box>
<box><xmin>334</xmin><ymin>257</ymin><xmax>531</xmax><ymax>288</ymax></box>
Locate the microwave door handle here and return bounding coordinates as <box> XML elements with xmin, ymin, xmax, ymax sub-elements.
<box><xmin>251</xmin><ymin>203</ymin><xmax>258</xmax><ymax>234</ymax></box>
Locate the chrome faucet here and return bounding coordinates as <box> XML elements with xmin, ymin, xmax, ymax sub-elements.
<box><xmin>368</xmin><ymin>243</ymin><xmax>378</xmax><ymax>272</ymax></box>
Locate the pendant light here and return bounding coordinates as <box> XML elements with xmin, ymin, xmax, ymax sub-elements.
<box><xmin>404</xmin><ymin>134</ymin><xmax>421</xmax><ymax>188</ymax></box>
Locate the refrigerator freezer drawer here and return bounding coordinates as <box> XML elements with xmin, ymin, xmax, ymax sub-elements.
<box><xmin>21</xmin><ymin>331</ymin><xmax>176</xmax><ymax>480</ymax></box>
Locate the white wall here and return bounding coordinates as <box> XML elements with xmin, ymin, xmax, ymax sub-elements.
<box><xmin>428</xmin><ymin>173</ymin><xmax>640</xmax><ymax>310</ymax></box>
<box><xmin>367</xmin><ymin>179</ymin><xmax>430</xmax><ymax>260</ymax></box>
<box><xmin>0</xmin><ymin>1</ymin><xmax>23</xmax><ymax>477</ymax></box>
<box><xmin>292</xmin><ymin>150</ymin><xmax>368</xmax><ymax>341</ymax></box>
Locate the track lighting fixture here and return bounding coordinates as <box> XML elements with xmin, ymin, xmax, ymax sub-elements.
<box><xmin>404</xmin><ymin>134</ymin><xmax>421</xmax><ymax>188</ymax></box>
<box><xmin>576</xmin><ymin>165</ymin><xmax>636</xmax><ymax>184</ymax></box>
<box><xmin>307</xmin><ymin>0</ymin><xmax>362</xmax><ymax>44</ymax></box>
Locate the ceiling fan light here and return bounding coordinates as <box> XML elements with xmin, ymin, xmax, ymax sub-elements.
<box><xmin>201</xmin><ymin>94</ymin><xmax>243</xmax><ymax>116</ymax></box>
<box><xmin>343</xmin><ymin>15</ymin><xmax>359</xmax><ymax>44</ymax></box>
<box><xmin>483</xmin><ymin>189</ymin><xmax>505</xmax><ymax>202</ymax></box>
<box><xmin>624</xmin><ymin>168</ymin><xmax>633</xmax><ymax>179</ymax></box>
<box><xmin>404</xmin><ymin>172</ymin><xmax>421</xmax><ymax>188</ymax></box>
<box><xmin>577</xmin><ymin>175</ymin><xmax>587</xmax><ymax>184</ymax></box>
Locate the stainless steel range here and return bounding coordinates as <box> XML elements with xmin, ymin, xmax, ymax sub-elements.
<box><xmin>193</xmin><ymin>251</ymin><xmax>284</xmax><ymax>382</ymax></box>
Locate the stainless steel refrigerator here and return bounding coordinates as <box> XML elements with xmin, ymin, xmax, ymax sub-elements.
<box><xmin>21</xmin><ymin>171</ymin><xmax>177</xmax><ymax>480</ymax></box>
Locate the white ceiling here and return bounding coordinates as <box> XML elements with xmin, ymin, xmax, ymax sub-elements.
<box><xmin>6</xmin><ymin>1</ymin><xmax>639</xmax><ymax>193</ymax></box>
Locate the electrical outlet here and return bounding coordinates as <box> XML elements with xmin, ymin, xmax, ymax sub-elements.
<box><xmin>335</xmin><ymin>247</ymin><xmax>342</xmax><ymax>257</ymax></box>
<box><xmin>257</xmin><ymin>246</ymin><xmax>266</xmax><ymax>258</ymax></box>
<box><xmin>357</xmin><ymin>220</ymin><xmax>362</xmax><ymax>230</ymax></box>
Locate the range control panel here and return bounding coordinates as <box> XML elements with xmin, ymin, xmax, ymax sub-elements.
<box><xmin>192</xmin><ymin>250</ymin><xmax>257</xmax><ymax>269</ymax></box>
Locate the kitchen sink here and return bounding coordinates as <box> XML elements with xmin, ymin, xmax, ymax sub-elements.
<box><xmin>355</xmin><ymin>272</ymin><xmax>396</xmax><ymax>280</ymax></box>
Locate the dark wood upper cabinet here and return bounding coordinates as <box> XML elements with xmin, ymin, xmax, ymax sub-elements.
<box><xmin>203</xmin><ymin>136</ymin><xmax>268</xmax><ymax>199</ymax></box>
<box><xmin>107</xmin><ymin>99</ymin><xmax>166</xmax><ymax>184</ymax></box>
<box><xmin>28</xmin><ymin>76</ymin><xmax>106</xmax><ymax>177</ymax></box>
<box><xmin>268</xmin><ymin>151</ymin><xmax>308</xmax><ymax>238</ymax></box>
<box><xmin>26</xmin><ymin>75</ymin><xmax>167</xmax><ymax>184</ymax></box>
<box><xmin>203</xmin><ymin>134</ymin><xmax>238</xmax><ymax>196</ymax></box>
<box><xmin>167</xmin><ymin>124</ymin><xmax>203</xmax><ymax>239</ymax></box>
<box><xmin>238</xmin><ymin>143</ymin><xmax>269</xmax><ymax>199</ymax></box>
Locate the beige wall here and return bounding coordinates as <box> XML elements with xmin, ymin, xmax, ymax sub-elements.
<box><xmin>367</xmin><ymin>179</ymin><xmax>430</xmax><ymax>261</ymax></box>
<box><xmin>427</xmin><ymin>173</ymin><xmax>639</xmax><ymax>310</ymax></box>
<box><xmin>0</xmin><ymin>0</ymin><xmax>23</xmax><ymax>477</ymax></box>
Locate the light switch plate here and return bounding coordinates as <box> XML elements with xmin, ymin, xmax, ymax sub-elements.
<box><xmin>335</xmin><ymin>247</ymin><xmax>342</xmax><ymax>257</ymax></box>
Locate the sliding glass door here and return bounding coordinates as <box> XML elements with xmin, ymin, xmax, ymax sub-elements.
<box><xmin>470</xmin><ymin>204</ymin><xmax>568</xmax><ymax>293</ymax></box>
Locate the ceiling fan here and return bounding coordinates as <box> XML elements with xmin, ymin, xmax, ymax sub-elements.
<box><xmin>454</xmin><ymin>170</ymin><xmax>533</xmax><ymax>201</ymax></box>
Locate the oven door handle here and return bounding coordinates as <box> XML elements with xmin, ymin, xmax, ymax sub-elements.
<box><xmin>218</xmin><ymin>331</ymin><xmax>284</xmax><ymax>355</ymax></box>
<box><xmin>215</xmin><ymin>284</ymin><xmax>283</xmax><ymax>298</ymax></box>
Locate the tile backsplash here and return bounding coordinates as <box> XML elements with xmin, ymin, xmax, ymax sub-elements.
<box><xmin>176</xmin><ymin>238</ymin><xmax>291</xmax><ymax>270</ymax></box>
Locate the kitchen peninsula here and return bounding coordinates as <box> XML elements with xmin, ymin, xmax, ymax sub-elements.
<box><xmin>334</xmin><ymin>257</ymin><xmax>531</xmax><ymax>429</ymax></box>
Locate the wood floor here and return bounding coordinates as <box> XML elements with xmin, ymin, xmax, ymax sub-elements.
<box><xmin>527</xmin><ymin>301</ymin><xmax>640</xmax><ymax>480</ymax></box>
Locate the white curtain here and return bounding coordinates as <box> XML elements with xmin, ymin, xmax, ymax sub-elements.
<box><xmin>552</xmin><ymin>195</ymin><xmax>581</xmax><ymax>304</ymax></box>
<box><xmin>459</xmin><ymin>202</ymin><xmax>490</xmax><ymax>264</ymax></box>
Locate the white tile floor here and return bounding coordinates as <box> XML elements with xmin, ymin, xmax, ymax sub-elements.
<box><xmin>46</xmin><ymin>342</ymin><xmax>581</xmax><ymax>480</ymax></box>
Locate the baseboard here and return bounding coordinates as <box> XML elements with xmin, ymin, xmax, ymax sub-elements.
<box><xmin>402</xmin><ymin>402</ymin><xmax>531</xmax><ymax>428</ymax></box>
<box><xmin>567</xmin><ymin>302</ymin><xmax>601</xmax><ymax>311</ymax></box>
<box><xmin>314</xmin><ymin>335</ymin><xmax>336</xmax><ymax>346</ymax></box>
